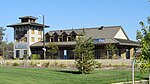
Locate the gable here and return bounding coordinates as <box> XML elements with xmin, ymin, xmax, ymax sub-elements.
<box><xmin>114</xmin><ymin>28</ymin><xmax>128</xmax><ymax>40</ymax></box>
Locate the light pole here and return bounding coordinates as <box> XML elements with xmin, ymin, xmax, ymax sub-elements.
<box><xmin>41</xmin><ymin>15</ymin><xmax>46</xmax><ymax>59</ymax></box>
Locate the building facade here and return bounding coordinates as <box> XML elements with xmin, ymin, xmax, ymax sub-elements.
<box><xmin>7</xmin><ymin>16</ymin><xmax>139</xmax><ymax>59</ymax></box>
<box><xmin>7</xmin><ymin>16</ymin><xmax>49</xmax><ymax>58</ymax></box>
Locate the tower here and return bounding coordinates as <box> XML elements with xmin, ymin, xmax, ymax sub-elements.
<box><xmin>7</xmin><ymin>16</ymin><xmax>49</xmax><ymax>59</ymax></box>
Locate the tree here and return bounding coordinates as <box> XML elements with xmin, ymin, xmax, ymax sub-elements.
<box><xmin>7</xmin><ymin>42</ymin><xmax>14</xmax><ymax>59</ymax></box>
<box><xmin>136</xmin><ymin>18</ymin><xmax>150</xmax><ymax>83</ymax></box>
<box><xmin>105</xmin><ymin>43</ymin><xmax>118</xmax><ymax>59</ymax></box>
<box><xmin>0</xmin><ymin>41</ymin><xmax>14</xmax><ymax>59</ymax></box>
<box><xmin>0</xmin><ymin>27</ymin><xmax>5</xmax><ymax>58</ymax></box>
<box><xmin>47</xmin><ymin>42</ymin><xmax>58</xmax><ymax>59</ymax></box>
<box><xmin>0</xmin><ymin>27</ymin><xmax>5</xmax><ymax>44</ymax></box>
<box><xmin>74</xmin><ymin>36</ymin><xmax>95</xmax><ymax>74</ymax></box>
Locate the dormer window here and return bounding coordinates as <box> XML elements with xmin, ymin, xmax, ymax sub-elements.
<box><xmin>21</xmin><ymin>19</ymin><xmax>28</xmax><ymax>23</ymax></box>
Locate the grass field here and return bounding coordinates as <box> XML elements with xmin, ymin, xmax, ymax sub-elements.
<box><xmin>0</xmin><ymin>66</ymin><xmax>148</xmax><ymax>84</ymax></box>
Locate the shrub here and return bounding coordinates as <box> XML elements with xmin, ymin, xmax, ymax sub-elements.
<box><xmin>54</xmin><ymin>61</ymin><xmax>58</xmax><ymax>66</ymax></box>
<box><xmin>113</xmin><ymin>64</ymin><xmax>119</xmax><ymax>69</ymax></box>
<box><xmin>30</xmin><ymin>61</ymin><xmax>36</xmax><ymax>67</ymax></box>
<box><xmin>43</xmin><ymin>62</ymin><xmax>50</xmax><ymax>68</ymax></box>
<box><xmin>95</xmin><ymin>62</ymin><xmax>102</xmax><ymax>69</ymax></box>
<box><xmin>13</xmin><ymin>62</ymin><xmax>19</xmax><ymax>66</ymax></box>
<box><xmin>109</xmin><ymin>64</ymin><xmax>112</xmax><ymax>67</ymax></box>
<box><xmin>31</xmin><ymin>54</ymin><xmax>40</xmax><ymax>60</ymax></box>
<box><xmin>121</xmin><ymin>62</ymin><xmax>126</xmax><ymax>69</ymax></box>
<box><xmin>5</xmin><ymin>62</ymin><xmax>10</xmax><ymax>66</ymax></box>
<box><xmin>58</xmin><ymin>64</ymin><xmax>67</xmax><ymax>68</ymax></box>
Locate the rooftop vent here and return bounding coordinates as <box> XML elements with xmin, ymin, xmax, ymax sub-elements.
<box><xmin>98</xmin><ymin>26</ymin><xmax>104</xmax><ymax>30</ymax></box>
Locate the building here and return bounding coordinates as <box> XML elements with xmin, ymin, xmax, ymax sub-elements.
<box><xmin>7</xmin><ymin>16</ymin><xmax>49</xmax><ymax>58</ymax></box>
<box><xmin>7</xmin><ymin>16</ymin><xmax>139</xmax><ymax>59</ymax></box>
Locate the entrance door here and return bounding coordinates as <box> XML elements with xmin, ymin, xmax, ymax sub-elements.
<box><xmin>64</xmin><ymin>50</ymin><xmax>67</xmax><ymax>59</ymax></box>
<box><xmin>16</xmin><ymin>50</ymin><xmax>20</xmax><ymax>58</ymax></box>
<box><xmin>126</xmin><ymin>49</ymin><xmax>130</xmax><ymax>59</ymax></box>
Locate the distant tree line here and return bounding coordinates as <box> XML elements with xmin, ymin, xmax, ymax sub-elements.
<box><xmin>0</xmin><ymin>27</ymin><xmax>14</xmax><ymax>59</ymax></box>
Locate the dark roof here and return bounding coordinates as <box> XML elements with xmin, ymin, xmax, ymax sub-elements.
<box><xmin>115</xmin><ymin>38</ymin><xmax>140</xmax><ymax>46</ymax></box>
<box><xmin>46</xmin><ymin>26</ymin><xmax>128</xmax><ymax>39</ymax></box>
<box><xmin>30</xmin><ymin>41</ymin><xmax>76</xmax><ymax>47</ymax></box>
<box><xmin>7</xmin><ymin>22</ymin><xmax>49</xmax><ymax>28</ymax></box>
<box><xmin>30</xmin><ymin>38</ymin><xmax>140</xmax><ymax>47</ymax></box>
<box><xmin>19</xmin><ymin>16</ymin><xmax>38</xmax><ymax>20</ymax></box>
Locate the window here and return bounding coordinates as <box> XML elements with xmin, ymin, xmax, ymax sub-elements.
<box><xmin>31</xmin><ymin>37</ymin><xmax>35</xmax><ymax>42</ymax></box>
<box><xmin>31</xmin><ymin>29</ymin><xmax>35</xmax><ymax>34</ymax></box>
<box><xmin>38</xmin><ymin>30</ymin><xmax>42</xmax><ymax>35</ymax></box>
<box><xmin>59</xmin><ymin>37</ymin><xmax>62</xmax><ymax>42</ymax></box>
<box><xmin>72</xmin><ymin>35</ymin><xmax>76</xmax><ymax>41</ymax></box>
<box><xmin>24</xmin><ymin>37</ymin><xmax>27</xmax><ymax>42</ymax></box>
<box><xmin>63</xmin><ymin>36</ymin><xmax>67</xmax><ymax>41</ymax></box>
<box><xmin>24</xmin><ymin>50</ymin><xmax>27</xmax><ymax>55</ymax></box>
<box><xmin>21</xmin><ymin>37</ymin><xmax>27</xmax><ymax>42</ymax></box>
<box><xmin>50</xmin><ymin>38</ymin><xmax>54</xmax><ymax>42</ymax></box>
<box><xmin>38</xmin><ymin>38</ymin><xmax>41</xmax><ymax>41</ymax></box>
<box><xmin>68</xmin><ymin>36</ymin><xmax>71</xmax><ymax>41</ymax></box>
<box><xmin>16</xmin><ymin>38</ymin><xmax>19</xmax><ymax>42</ymax></box>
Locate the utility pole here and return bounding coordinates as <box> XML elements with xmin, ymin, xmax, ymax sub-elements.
<box><xmin>42</xmin><ymin>15</ymin><xmax>46</xmax><ymax>59</ymax></box>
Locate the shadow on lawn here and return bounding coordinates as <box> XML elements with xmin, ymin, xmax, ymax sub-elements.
<box><xmin>55</xmin><ymin>70</ymin><xmax>81</xmax><ymax>74</ymax></box>
<box><xmin>136</xmin><ymin>75</ymin><xmax>149</xmax><ymax>80</ymax></box>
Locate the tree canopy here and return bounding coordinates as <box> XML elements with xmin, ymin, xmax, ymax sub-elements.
<box><xmin>136</xmin><ymin>20</ymin><xmax>150</xmax><ymax>71</ymax></box>
<box><xmin>0</xmin><ymin>27</ymin><xmax>5</xmax><ymax>44</ymax></box>
<box><xmin>74</xmin><ymin>36</ymin><xmax>95</xmax><ymax>74</ymax></box>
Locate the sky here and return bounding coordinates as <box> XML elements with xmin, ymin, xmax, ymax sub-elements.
<box><xmin>0</xmin><ymin>0</ymin><xmax>150</xmax><ymax>42</ymax></box>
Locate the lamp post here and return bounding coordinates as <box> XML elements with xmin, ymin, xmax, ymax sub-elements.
<box><xmin>41</xmin><ymin>15</ymin><xmax>46</xmax><ymax>59</ymax></box>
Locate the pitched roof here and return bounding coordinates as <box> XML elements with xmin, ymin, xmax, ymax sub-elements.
<box><xmin>85</xmin><ymin>26</ymin><xmax>121</xmax><ymax>39</ymax></box>
<box><xmin>115</xmin><ymin>38</ymin><xmax>139</xmax><ymax>46</ymax></box>
<box><xmin>19</xmin><ymin>16</ymin><xmax>38</xmax><ymax>20</ymax></box>
<box><xmin>46</xmin><ymin>26</ymin><xmax>129</xmax><ymax>39</ymax></box>
<box><xmin>7</xmin><ymin>22</ymin><xmax>49</xmax><ymax>28</ymax></box>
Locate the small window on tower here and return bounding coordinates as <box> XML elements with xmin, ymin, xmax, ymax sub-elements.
<box><xmin>31</xmin><ymin>29</ymin><xmax>35</xmax><ymax>34</ymax></box>
<box><xmin>38</xmin><ymin>38</ymin><xmax>41</xmax><ymax>41</ymax></box>
<box><xmin>31</xmin><ymin>37</ymin><xmax>35</xmax><ymax>42</ymax></box>
<box><xmin>38</xmin><ymin>30</ymin><xmax>42</xmax><ymax>35</ymax></box>
<box><xmin>24</xmin><ymin>37</ymin><xmax>27</xmax><ymax>42</ymax></box>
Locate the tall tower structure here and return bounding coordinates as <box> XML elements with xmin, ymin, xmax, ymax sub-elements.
<box><xmin>7</xmin><ymin>16</ymin><xmax>49</xmax><ymax>58</ymax></box>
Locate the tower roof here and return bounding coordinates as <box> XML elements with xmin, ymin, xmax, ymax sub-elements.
<box><xmin>7</xmin><ymin>16</ymin><xmax>49</xmax><ymax>28</ymax></box>
<box><xmin>7</xmin><ymin>22</ymin><xmax>49</xmax><ymax>28</ymax></box>
<box><xmin>19</xmin><ymin>16</ymin><xmax>38</xmax><ymax>20</ymax></box>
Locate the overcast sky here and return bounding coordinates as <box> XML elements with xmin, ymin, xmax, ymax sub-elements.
<box><xmin>0</xmin><ymin>0</ymin><xmax>150</xmax><ymax>42</ymax></box>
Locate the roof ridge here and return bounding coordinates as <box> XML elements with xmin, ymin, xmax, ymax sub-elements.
<box><xmin>48</xmin><ymin>26</ymin><xmax>122</xmax><ymax>32</ymax></box>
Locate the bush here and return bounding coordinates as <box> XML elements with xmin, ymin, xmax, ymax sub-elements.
<box><xmin>5</xmin><ymin>62</ymin><xmax>10</xmax><ymax>66</ymax></box>
<box><xmin>43</xmin><ymin>62</ymin><xmax>50</xmax><ymax>68</ymax></box>
<box><xmin>54</xmin><ymin>61</ymin><xmax>58</xmax><ymax>66</ymax></box>
<box><xmin>58</xmin><ymin>64</ymin><xmax>67</xmax><ymax>68</ymax></box>
<box><xmin>31</xmin><ymin>54</ymin><xmax>40</xmax><ymax>60</ymax></box>
<box><xmin>13</xmin><ymin>62</ymin><xmax>19</xmax><ymax>66</ymax></box>
<box><xmin>30</xmin><ymin>61</ymin><xmax>36</xmax><ymax>67</ymax></box>
<box><xmin>113</xmin><ymin>64</ymin><xmax>119</xmax><ymax>69</ymax></box>
<box><xmin>95</xmin><ymin>62</ymin><xmax>102</xmax><ymax>69</ymax></box>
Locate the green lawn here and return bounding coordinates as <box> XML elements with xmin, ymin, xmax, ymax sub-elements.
<box><xmin>0</xmin><ymin>66</ymin><xmax>148</xmax><ymax>84</ymax></box>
